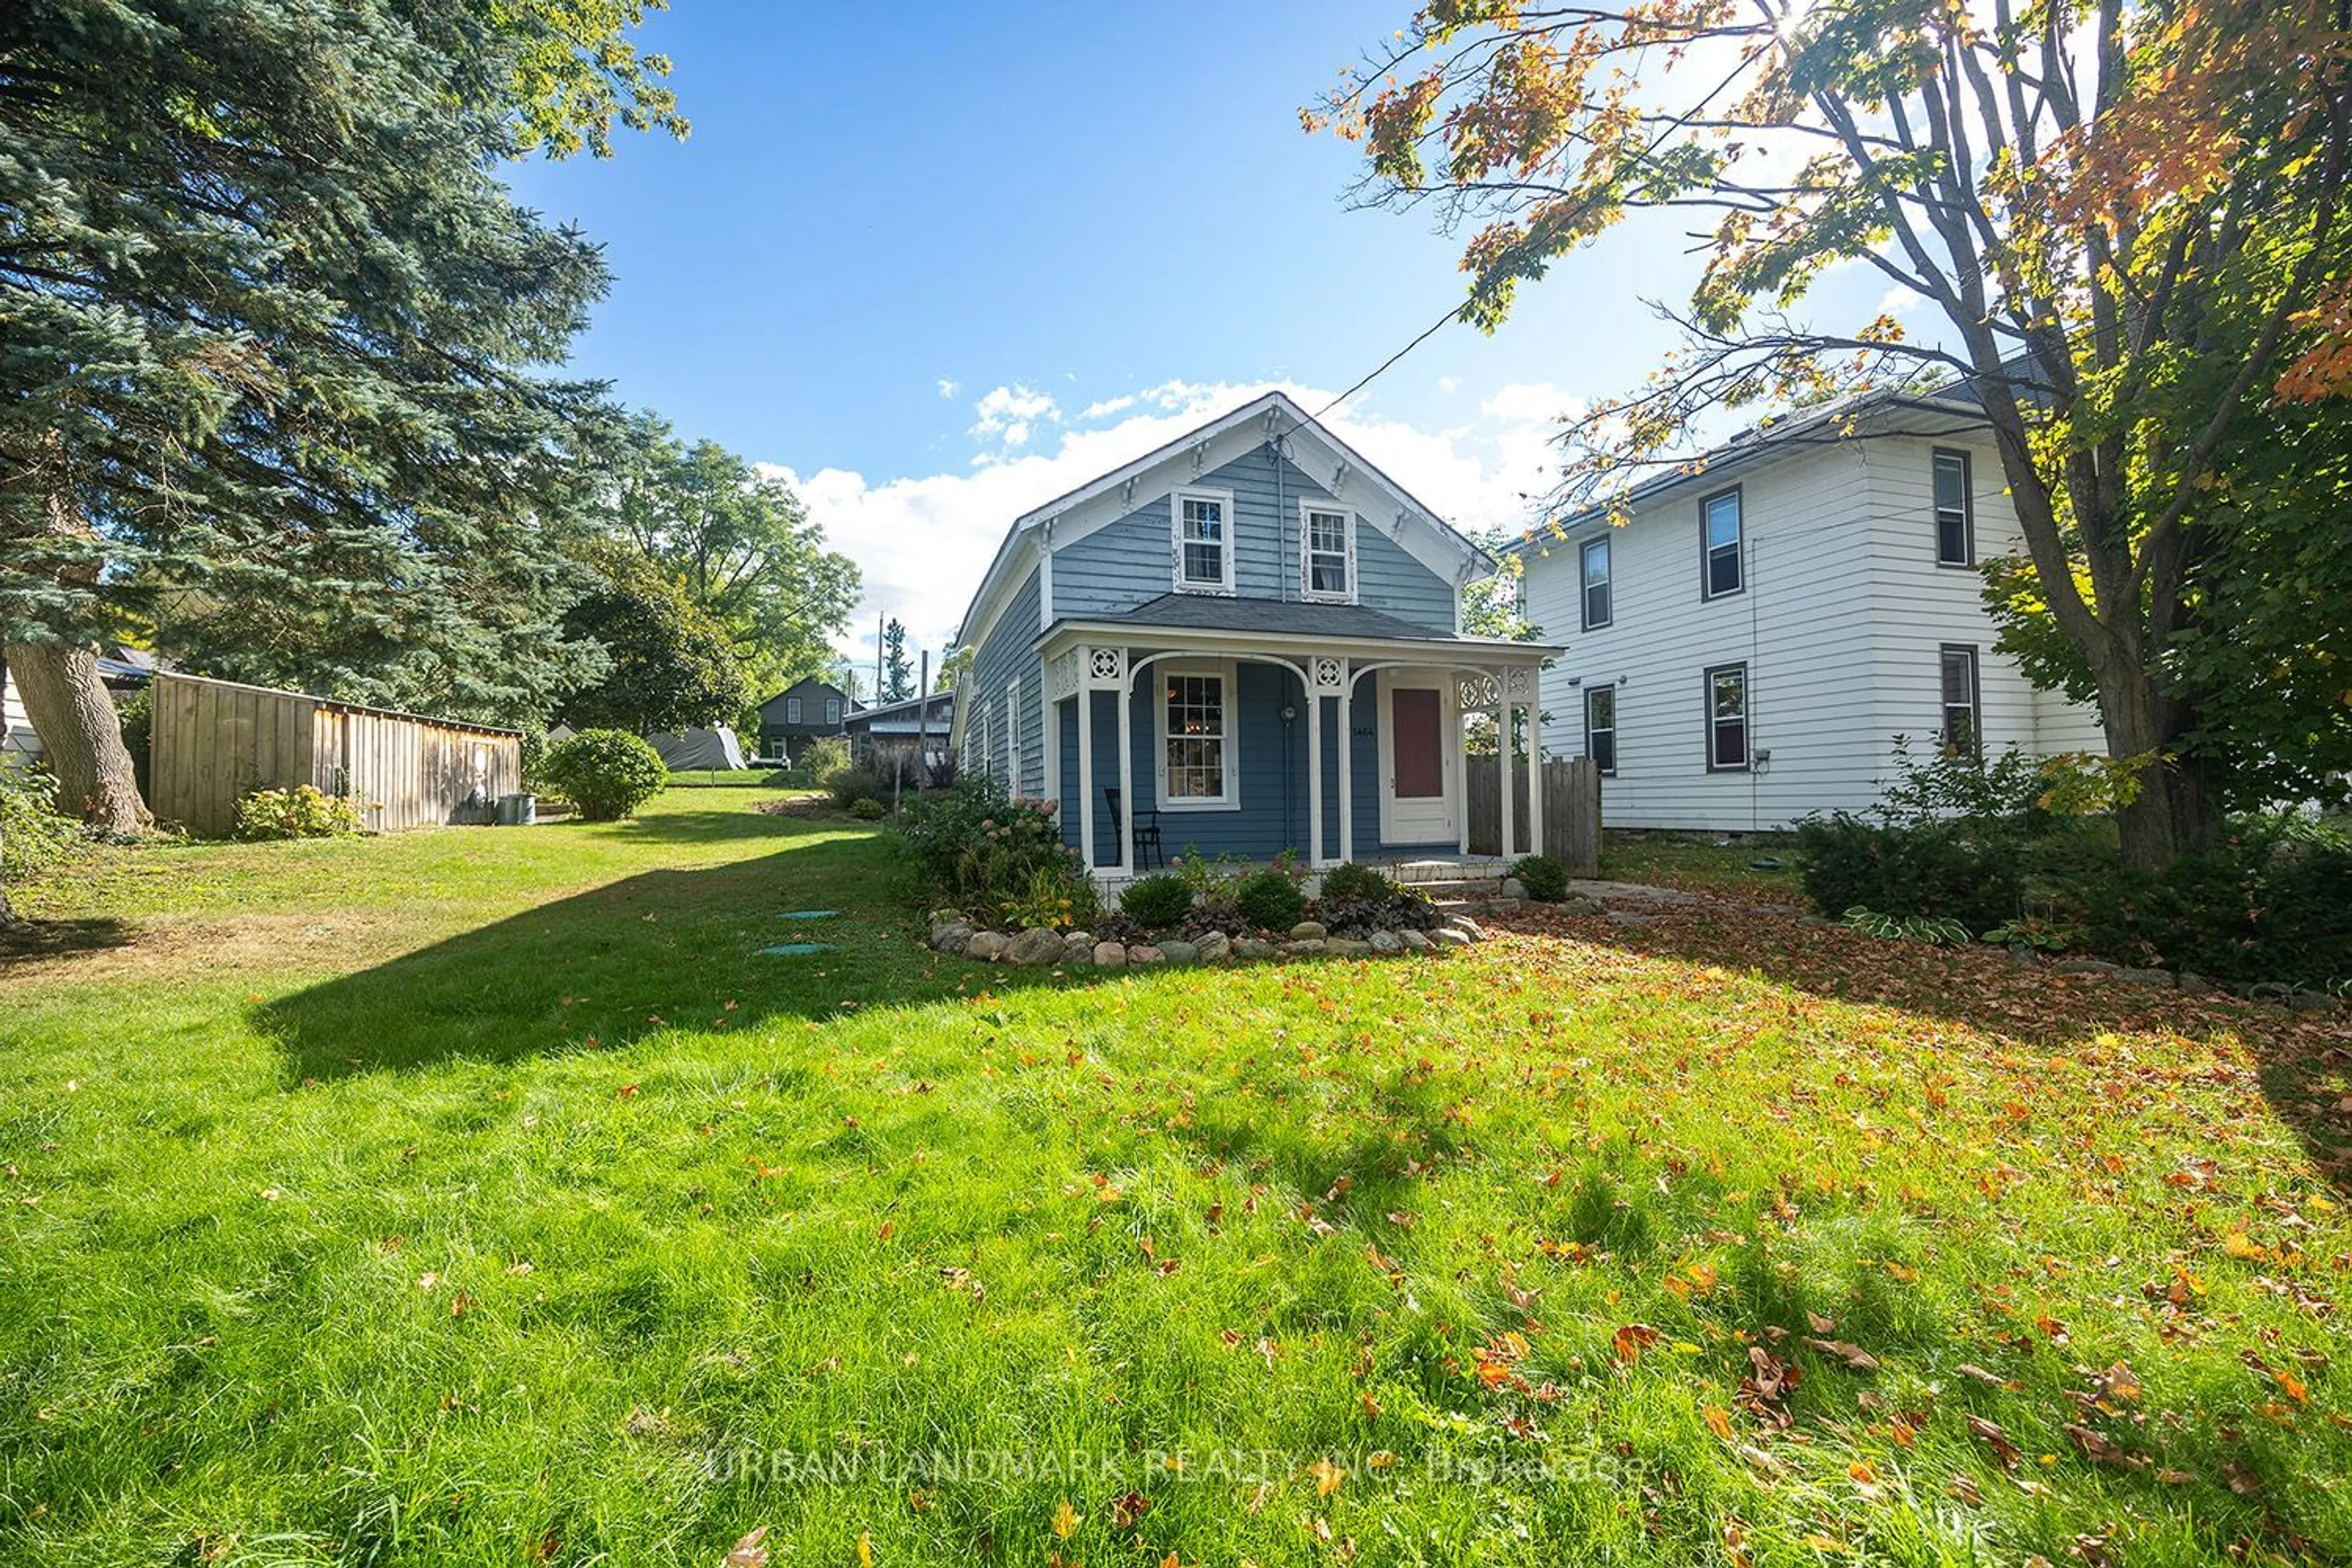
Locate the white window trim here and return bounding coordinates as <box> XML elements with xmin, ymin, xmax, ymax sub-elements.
<box><xmin>1004</xmin><ymin>678</ymin><xmax>1021</xmax><ymax>794</ymax></box>
<box><xmin>1702</xmin><ymin>488</ymin><xmax>1744</xmax><ymax>601</ymax></box>
<box><xmin>1298</xmin><ymin>500</ymin><xmax>1357</xmax><ymax>603</ymax></box>
<box><xmin>823</xmin><ymin>697</ymin><xmax>841</xmax><ymax>725</ymax></box>
<box><xmin>1155</xmin><ymin>658</ymin><xmax>1240</xmax><ymax>812</ymax></box>
<box><xmin>1170</xmin><ymin>487</ymin><xmax>1238</xmax><ymax>596</ymax></box>
<box><xmin>1580</xmin><ymin>535</ymin><xmax>1612</xmax><ymax>630</ymax></box>
<box><xmin>785</xmin><ymin>696</ymin><xmax>802</xmax><ymax>724</ymax></box>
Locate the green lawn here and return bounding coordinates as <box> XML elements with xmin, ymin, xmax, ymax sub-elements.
<box><xmin>3</xmin><ymin>792</ymin><xmax>2347</xmax><ymax>1566</ymax></box>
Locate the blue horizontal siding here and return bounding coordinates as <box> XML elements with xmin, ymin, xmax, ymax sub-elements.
<box><xmin>1052</xmin><ymin>445</ymin><xmax>1456</xmax><ymax>635</ymax></box>
<box><xmin>970</xmin><ymin>566</ymin><xmax>1042</xmax><ymax>793</ymax></box>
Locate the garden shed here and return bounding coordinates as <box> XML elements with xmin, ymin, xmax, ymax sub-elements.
<box><xmin>149</xmin><ymin>672</ymin><xmax>521</xmax><ymax>837</ymax></box>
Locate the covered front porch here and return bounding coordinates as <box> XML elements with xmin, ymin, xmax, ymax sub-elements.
<box><xmin>1036</xmin><ymin>612</ymin><xmax>1559</xmax><ymax>881</ymax></box>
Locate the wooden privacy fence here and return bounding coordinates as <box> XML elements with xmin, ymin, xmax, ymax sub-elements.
<box><xmin>149</xmin><ymin>672</ymin><xmax>521</xmax><ymax>838</ymax></box>
<box><xmin>1464</xmin><ymin>754</ymin><xmax>1602</xmax><ymax>875</ymax></box>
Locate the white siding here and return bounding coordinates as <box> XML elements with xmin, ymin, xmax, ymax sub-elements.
<box><xmin>1525</xmin><ymin>431</ymin><xmax>2105</xmax><ymax>831</ymax></box>
<box><xmin>2</xmin><ymin>668</ymin><xmax>40</xmax><ymax>764</ymax></box>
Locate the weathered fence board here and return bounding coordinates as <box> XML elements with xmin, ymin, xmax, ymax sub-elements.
<box><xmin>150</xmin><ymin>673</ymin><xmax>519</xmax><ymax>837</ymax></box>
<box><xmin>1464</xmin><ymin>755</ymin><xmax>1602</xmax><ymax>875</ymax></box>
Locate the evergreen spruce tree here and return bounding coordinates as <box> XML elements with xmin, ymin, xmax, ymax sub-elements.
<box><xmin>0</xmin><ymin>0</ymin><xmax>682</xmax><ymax>866</ymax></box>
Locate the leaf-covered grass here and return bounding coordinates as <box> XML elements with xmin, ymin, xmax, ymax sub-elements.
<box><xmin>1599</xmin><ymin>829</ymin><xmax>1803</xmax><ymax>897</ymax></box>
<box><xmin>2</xmin><ymin>793</ymin><xmax>2346</xmax><ymax>1566</ymax></box>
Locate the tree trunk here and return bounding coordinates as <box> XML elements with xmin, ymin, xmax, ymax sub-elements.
<box><xmin>2097</xmin><ymin>665</ymin><xmax>2224</xmax><ymax>870</ymax></box>
<box><xmin>4</xmin><ymin>641</ymin><xmax>148</xmax><ymax>829</ymax></box>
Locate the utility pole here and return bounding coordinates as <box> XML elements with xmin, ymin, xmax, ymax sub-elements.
<box><xmin>873</xmin><ymin>612</ymin><xmax>884</xmax><ymax>712</ymax></box>
<box><xmin>915</xmin><ymin>650</ymin><xmax>931</xmax><ymax>795</ymax></box>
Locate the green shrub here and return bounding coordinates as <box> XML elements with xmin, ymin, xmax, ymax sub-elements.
<box><xmin>1795</xmin><ymin>812</ymin><xmax>2022</xmax><ymax>932</ymax></box>
<box><xmin>1509</xmin><ymin>854</ymin><xmax>1569</xmax><ymax>902</ymax></box>
<box><xmin>540</xmin><ymin>729</ymin><xmax>668</xmax><ymax>821</ymax></box>
<box><xmin>824</xmin><ymin>766</ymin><xmax>885</xmax><ymax>808</ymax></box>
<box><xmin>893</xmin><ymin>773</ymin><xmax>1087</xmax><ymax>924</ymax></box>
<box><xmin>1236</xmin><ymin>869</ymin><xmax>1309</xmax><ymax>932</ymax></box>
<box><xmin>2065</xmin><ymin>840</ymin><xmax>2352</xmax><ymax>986</ymax></box>
<box><xmin>518</xmin><ymin>729</ymin><xmax>549</xmax><ymax>791</ymax></box>
<box><xmin>848</xmin><ymin>797</ymin><xmax>886</xmax><ymax>820</ymax></box>
<box><xmin>1317</xmin><ymin>862</ymin><xmax>1393</xmax><ymax>903</ymax></box>
<box><xmin>232</xmin><ymin>784</ymin><xmax>367</xmax><ymax>842</ymax></box>
<box><xmin>1000</xmin><ymin>863</ymin><xmax>1102</xmax><ymax>932</ymax></box>
<box><xmin>2</xmin><ymin>763</ymin><xmax>83</xmax><ymax>876</ymax></box>
<box><xmin>1841</xmin><ymin>906</ymin><xmax>1973</xmax><ymax>944</ymax></box>
<box><xmin>1120</xmin><ymin>874</ymin><xmax>1196</xmax><ymax>930</ymax></box>
<box><xmin>1174</xmin><ymin>848</ymin><xmax>1251</xmax><ymax>903</ymax></box>
<box><xmin>801</xmin><ymin>735</ymin><xmax>851</xmax><ymax>782</ymax></box>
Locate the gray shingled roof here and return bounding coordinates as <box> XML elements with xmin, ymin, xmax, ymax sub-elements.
<box><xmin>1074</xmin><ymin>593</ymin><xmax>1453</xmax><ymax>642</ymax></box>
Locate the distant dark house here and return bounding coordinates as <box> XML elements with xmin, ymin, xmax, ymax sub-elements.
<box><xmin>755</xmin><ymin>678</ymin><xmax>853</xmax><ymax>763</ymax></box>
<box><xmin>845</xmin><ymin>691</ymin><xmax>954</xmax><ymax>775</ymax></box>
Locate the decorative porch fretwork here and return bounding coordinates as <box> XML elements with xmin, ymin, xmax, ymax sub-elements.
<box><xmin>1457</xmin><ymin>673</ymin><xmax>1499</xmax><ymax>709</ymax></box>
<box><xmin>1504</xmin><ymin>665</ymin><xmax>1536</xmax><ymax>699</ymax></box>
<box><xmin>1046</xmin><ymin>648</ymin><xmax>1082</xmax><ymax>702</ymax></box>
<box><xmin>1085</xmin><ymin>646</ymin><xmax>1126</xmax><ymax>688</ymax></box>
<box><xmin>1311</xmin><ymin>655</ymin><xmax>1346</xmax><ymax>692</ymax></box>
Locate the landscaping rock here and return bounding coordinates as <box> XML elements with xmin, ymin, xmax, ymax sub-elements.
<box><xmin>1157</xmin><ymin>940</ymin><xmax>1200</xmax><ymax>965</ymax></box>
<box><xmin>2116</xmin><ymin>967</ymin><xmax>2175</xmax><ymax>988</ymax></box>
<box><xmin>1003</xmin><ymin>927</ymin><xmax>1066</xmax><ymax>967</ymax></box>
<box><xmin>1367</xmin><ymin>930</ymin><xmax>1403</xmax><ymax>954</ymax></box>
<box><xmin>2287</xmin><ymin>989</ymin><xmax>2338</xmax><ymax>1014</ymax></box>
<box><xmin>1234</xmin><ymin>937</ymin><xmax>1278</xmax><ymax>960</ymax></box>
<box><xmin>1289</xmin><ymin>921</ymin><xmax>1328</xmax><ymax>941</ymax></box>
<box><xmin>2248</xmin><ymin>981</ymin><xmax>2293</xmax><ymax>1003</ymax></box>
<box><xmin>1064</xmin><ymin>930</ymin><xmax>1095</xmax><ymax>951</ymax></box>
<box><xmin>1607</xmin><ymin>910</ymin><xmax>1657</xmax><ymax>927</ymax></box>
<box><xmin>1061</xmin><ymin>935</ymin><xmax>1095</xmax><ymax>966</ymax></box>
<box><xmin>1325</xmin><ymin>937</ymin><xmax>1374</xmax><ymax>957</ymax></box>
<box><xmin>1280</xmin><ymin>938</ymin><xmax>1327</xmax><ymax>956</ymax></box>
<box><xmin>1500</xmin><ymin>877</ymin><xmax>1528</xmax><ymax>900</ymax></box>
<box><xmin>1128</xmin><ymin>943</ymin><xmax>1164</xmax><ymax>965</ymax></box>
<box><xmin>1429</xmin><ymin>928</ymin><xmax>1472</xmax><ymax>949</ymax></box>
<box><xmin>1092</xmin><ymin>941</ymin><xmax>1128</xmax><ymax>968</ymax></box>
<box><xmin>1558</xmin><ymin>895</ymin><xmax>1604</xmax><ymax>917</ymax></box>
<box><xmin>930</xmin><ymin>922</ymin><xmax>975</xmax><ymax>955</ymax></box>
<box><xmin>2052</xmin><ymin>957</ymin><xmax>2119</xmax><ymax>976</ymax></box>
<box><xmin>2178</xmin><ymin>971</ymin><xmax>2214</xmax><ymax>996</ymax></box>
<box><xmin>927</xmin><ymin>908</ymin><xmax>965</xmax><ymax>936</ymax></box>
<box><xmin>1446</xmin><ymin>914</ymin><xmax>1487</xmax><ymax>941</ymax></box>
<box><xmin>1398</xmin><ymin>929</ymin><xmax>1433</xmax><ymax>952</ymax></box>
<box><xmin>1194</xmin><ymin>931</ymin><xmax>1232</xmax><ymax>962</ymax></box>
<box><xmin>963</xmin><ymin>930</ymin><xmax>1008</xmax><ymax>962</ymax></box>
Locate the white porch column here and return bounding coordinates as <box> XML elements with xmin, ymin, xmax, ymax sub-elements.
<box><xmin>1455</xmin><ymin>676</ymin><xmax>1471</xmax><ymax>858</ymax></box>
<box><xmin>1524</xmin><ymin>684</ymin><xmax>1544</xmax><ymax>862</ymax></box>
<box><xmin>1496</xmin><ymin>682</ymin><xmax>1515</xmax><ymax>862</ymax></box>
<box><xmin>1306</xmin><ymin>674</ymin><xmax>1324</xmax><ymax>870</ymax></box>
<box><xmin>1336</xmin><ymin>683</ymin><xmax>1354</xmax><ymax>864</ymax></box>
<box><xmin>1115</xmin><ymin>654</ymin><xmax>1136</xmax><ymax>880</ymax></box>
<box><xmin>1074</xmin><ymin>680</ymin><xmax>1095</xmax><ymax>870</ymax></box>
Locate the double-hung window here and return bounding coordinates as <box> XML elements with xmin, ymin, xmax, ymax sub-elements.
<box><xmin>824</xmin><ymin>697</ymin><xmax>841</xmax><ymax>725</ymax></box>
<box><xmin>1004</xmin><ymin>680</ymin><xmax>1022</xmax><ymax>794</ymax></box>
<box><xmin>1705</xmin><ymin>663</ymin><xmax>1749</xmax><ymax>771</ymax></box>
<box><xmin>1702</xmin><ymin>489</ymin><xmax>1743</xmax><ymax>598</ymax></box>
<box><xmin>1933</xmin><ymin>450</ymin><xmax>1975</xmax><ymax>567</ymax></box>
<box><xmin>1939</xmin><ymin>645</ymin><xmax>1981</xmax><ymax>756</ymax></box>
<box><xmin>1302</xmin><ymin>503</ymin><xmax>1354</xmax><ymax>601</ymax></box>
<box><xmin>1173</xmin><ymin>489</ymin><xmax>1236</xmax><ymax>594</ymax></box>
<box><xmin>1159</xmin><ymin>665</ymin><xmax>1237</xmax><ymax>809</ymax></box>
<box><xmin>1580</xmin><ymin>536</ymin><xmax>1613</xmax><ymax>630</ymax></box>
<box><xmin>1585</xmin><ymin>685</ymin><xmax>1618</xmax><ymax>775</ymax></box>
<box><xmin>786</xmin><ymin>696</ymin><xmax>802</xmax><ymax>724</ymax></box>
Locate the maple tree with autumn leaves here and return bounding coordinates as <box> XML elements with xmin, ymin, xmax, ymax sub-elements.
<box><xmin>1315</xmin><ymin>0</ymin><xmax>2352</xmax><ymax>867</ymax></box>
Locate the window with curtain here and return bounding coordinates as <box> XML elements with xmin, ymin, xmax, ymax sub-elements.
<box><xmin>1162</xmin><ymin>671</ymin><xmax>1231</xmax><ymax>804</ymax></box>
<box><xmin>1705</xmin><ymin>663</ymin><xmax>1749</xmax><ymax>769</ymax></box>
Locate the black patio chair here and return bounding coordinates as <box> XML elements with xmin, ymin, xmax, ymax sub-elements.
<box><xmin>1103</xmin><ymin>786</ymin><xmax>1164</xmax><ymax>872</ymax></box>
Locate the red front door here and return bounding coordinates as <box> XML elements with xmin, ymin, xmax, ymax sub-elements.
<box><xmin>1392</xmin><ymin>688</ymin><xmax>1443</xmax><ymax>797</ymax></box>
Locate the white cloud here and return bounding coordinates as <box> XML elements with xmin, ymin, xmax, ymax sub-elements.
<box><xmin>968</xmin><ymin>382</ymin><xmax>1061</xmax><ymax>453</ymax></box>
<box><xmin>1436</xmin><ymin>375</ymin><xmax>1460</xmax><ymax>395</ymax></box>
<box><xmin>935</xmin><ymin>378</ymin><xmax>959</xmax><ymax>399</ymax></box>
<box><xmin>762</xmin><ymin>378</ymin><xmax>1580</xmax><ymax>669</ymax></box>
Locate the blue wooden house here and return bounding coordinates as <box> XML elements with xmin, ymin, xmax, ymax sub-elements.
<box><xmin>950</xmin><ymin>391</ymin><xmax>1561</xmax><ymax>881</ymax></box>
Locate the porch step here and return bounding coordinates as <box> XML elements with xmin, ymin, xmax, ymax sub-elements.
<box><xmin>1384</xmin><ymin>857</ymin><xmax>1511</xmax><ymax>886</ymax></box>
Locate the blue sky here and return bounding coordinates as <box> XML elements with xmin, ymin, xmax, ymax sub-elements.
<box><xmin>505</xmin><ymin>1</ymin><xmax>1906</xmax><ymax>672</ymax></box>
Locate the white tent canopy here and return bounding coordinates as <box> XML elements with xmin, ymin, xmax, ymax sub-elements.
<box><xmin>646</xmin><ymin>726</ymin><xmax>747</xmax><ymax>771</ymax></box>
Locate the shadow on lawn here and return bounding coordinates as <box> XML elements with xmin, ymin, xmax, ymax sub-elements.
<box><xmin>0</xmin><ymin>914</ymin><xmax>133</xmax><ymax>965</ymax></box>
<box><xmin>254</xmin><ymin>820</ymin><xmax>950</xmax><ymax>1082</ymax></box>
<box><xmin>1499</xmin><ymin>902</ymin><xmax>2352</xmax><ymax>1197</ymax></box>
